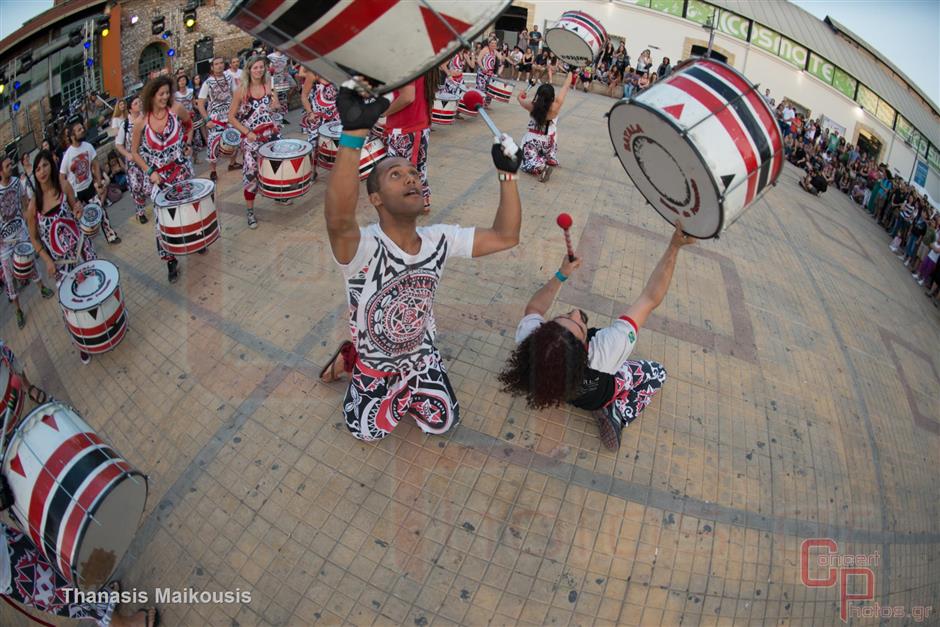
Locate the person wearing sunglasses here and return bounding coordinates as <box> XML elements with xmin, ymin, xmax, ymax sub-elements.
<box><xmin>499</xmin><ymin>221</ymin><xmax>694</xmax><ymax>450</ymax></box>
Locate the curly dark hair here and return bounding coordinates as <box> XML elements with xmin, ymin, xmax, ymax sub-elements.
<box><xmin>141</xmin><ymin>75</ymin><xmax>175</xmax><ymax>115</ymax></box>
<box><xmin>498</xmin><ymin>321</ymin><xmax>588</xmax><ymax>409</ymax></box>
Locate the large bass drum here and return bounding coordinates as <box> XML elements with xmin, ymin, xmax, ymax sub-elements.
<box><xmin>607</xmin><ymin>58</ymin><xmax>783</xmax><ymax>238</ymax></box>
<box><xmin>223</xmin><ymin>0</ymin><xmax>510</xmax><ymax>94</ymax></box>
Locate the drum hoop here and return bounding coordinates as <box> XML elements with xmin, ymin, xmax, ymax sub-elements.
<box><xmin>223</xmin><ymin>0</ymin><xmax>511</xmax><ymax>95</ymax></box>
<box><xmin>155</xmin><ymin>179</ymin><xmax>215</xmax><ymax>207</ymax></box>
<box><xmin>59</xmin><ymin>260</ymin><xmax>121</xmax><ymax>312</ymax></box>
<box><xmin>1</xmin><ymin>400</ymin><xmax>74</xmax><ymax>467</ymax></box>
<box><xmin>259</xmin><ymin>140</ymin><xmax>313</xmax><ymax>159</ymax></box>
<box><xmin>13</xmin><ymin>242</ymin><xmax>33</xmax><ymax>255</ymax></box>
<box><xmin>71</xmin><ymin>469</ymin><xmax>148</xmax><ymax>587</ymax></box>
<box><xmin>608</xmin><ymin>99</ymin><xmax>722</xmax><ymax>239</ymax></box>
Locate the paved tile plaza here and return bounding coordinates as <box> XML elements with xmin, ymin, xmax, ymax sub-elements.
<box><xmin>2</xmin><ymin>89</ymin><xmax>939</xmax><ymax>626</ymax></box>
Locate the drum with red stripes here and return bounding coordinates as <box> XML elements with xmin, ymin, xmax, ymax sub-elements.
<box><xmin>607</xmin><ymin>58</ymin><xmax>783</xmax><ymax>239</ymax></box>
<box><xmin>317</xmin><ymin>121</ymin><xmax>387</xmax><ymax>180</ymax></box>
<box><xmin>486</xmin><ymin>78</ymin><xmax>514</xmax><ymax>103</ymax></box>
<box><xmin>58</xmin><ymin>260</ymin><xmax>128</xmax><ymax>355</ymax></box>
<box><xmin>258</xmin><ymin>139</ymin><xmax>314</xmax><ymax>199</ymax></box>
<box><xmin>1</xmin><ymin>401</ymin><xmax>147</xmax><ymax>589</ymax></box>
<box><xmin>79</xmin><ymin>203</ymin><xmax>103</xmax><ymax>238</ymax></box>
<box><xmin>219</xmin><ymin>127</ymin><xmax>241</xmax><ymax>157</ymax></box>
<box><xmin>431</xmin><ymin>92</ymin><xmax>460</xmax><ymax>125</ymax></box>
<box><xmin>545</xmin><ymin>11</ymin><xmax>608</xmax><ymax>67</ymax></box>
<box><xmin>224</xmin><ymin>0</ymin><xmax>510</xmax><ymax>94</ymax></box>
<box><xmin>154</xmin><ymin>178</ymin><xmax>220</xmax><ymax>255</ymax></box>
<box><xmin>1</xmin><ymin>352</ymin><xmax>25</xmax><ymax>437</ymax></box>
<box><xmin>11</xmin><ymin>242</ymin><xmax>34</xmax><ymax>281</ymax></box>
<box><xmin>458</xmin><ymin>90</ymin><xmax>482</xmax><ymax>117</ymax></box>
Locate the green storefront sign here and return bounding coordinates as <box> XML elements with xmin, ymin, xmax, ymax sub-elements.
<box><xmin>778</xmin><ymin>37</ymin><xmax>807</xmax><ymax>68</ymax></box>
<box><xmin>832</xmin><ymin>67</ymin><xmax>857</xmax><ymax>99</ymax></box>
<box><xmin>685</xmin><ymin>0</ymin><xmax>715</xmax><ymax>25</ymax></box>
<box><xmin>807</xmin><ymin>53</ymin><xmax>834</xmax><ymax>84</ymax></box>
<box><xmin>717</xmin><ymin>9</ymin><xmax>749</xmax><ymax>40</ymax></box>
<box><xmin>650</xmin><ymin>0</ymin><xmax>683</xmax><ymax>16</ymax></box>
<box><xmin>751</xmin><ymin>23</ymin><xmax>780</xmax><ymax>54</ymax></box>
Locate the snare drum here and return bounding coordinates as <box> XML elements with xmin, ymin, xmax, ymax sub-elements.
<box><xmin>79</xmin><ymin>203</ymin><xmax>102</xmax><ymax>238</ymax></box>
<box><xmin>220</xmin><ymin>128</ymin><xmax>241</xmax><ymax>156</ymax></box>
<box><xmin>486</xmin><ymin>78</ymin><xmax>514</xmax><ymax>103</ymax></box>
<box><xmin>224</xmin><ymin>1</ymin><xmax>510</xmax><ymax>94</ymax></box>
<box><xmin>2</xmin><ymin>401</ymin><xmax>147</xmax><ymax>589</ymax></box>
<box><xmin>1</xmin><ymin>352</ymin><xmax>25</xmax><ymax>437</ymax></box>
<box><xmin>458</xmin><ymin>90</ymin><xmax>483</xmax><ymax>117</ymax></box>
<box><xmin>432</xmin><ymin>93</ymin><xmax>460</xmax><ymax>125</ymax></box>
<box><xmin>258</xmin><ymin>139</ymin><xmax>314</xmax><ymax>199</ymax></box>
<box><xmin>58</xmin><ymin>259</ymin><xmax>128</xmax><ymax>354</ymax></box>
<box><xmin>607</xmin><ymin>58</ymin><xmax>783</xmax><ymax>239</ymax></box>
<box><xmin>11</xmin><ymin>242</ymin><xmax>34</xmax><ymax>281</ymax></box>
<box><xmin>153</xmin><ymin>178</ymin><xmax>220</xmax><ymax>255</ymax></box>
<box><xmin>545</xmin><ymin>11</ymin><xmax>608</xmax><ymax>67</ymax></box>
<box><xmin>316</xmin><ymin>122</ymin><xmax>386</xmax><ymax>180</ymax></box>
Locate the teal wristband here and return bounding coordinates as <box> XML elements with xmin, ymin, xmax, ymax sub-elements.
<box><xmin>555</xmin><ymin>270</ymin><xmax>568</xmax><ymax>282</ymax></box>
<box><xmin>339</xmin><ymin>133</ymin><xmax>366</xmax><ymax>149</ymax></box>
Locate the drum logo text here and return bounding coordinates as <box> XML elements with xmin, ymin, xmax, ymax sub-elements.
<box><xmin>622</xmin><ymin>125</ymin><xmax>644</xmax><ymax>152</ymax></box>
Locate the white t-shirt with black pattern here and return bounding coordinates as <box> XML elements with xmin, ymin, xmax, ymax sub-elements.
<box><xmin>514</xmin><ymin>313</ymin><xmax>639</xmax><ymax>374</ymax></box>
<box><xmin>336</xmin><ymin>223</ymin><xmax>475</xmax><ymax>374</ymax></box>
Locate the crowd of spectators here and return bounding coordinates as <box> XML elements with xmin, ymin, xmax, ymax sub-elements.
<box><xmin>779</xmin><ymin>102</ymin><xmax>940</xmax><ymax>307</ymax></box>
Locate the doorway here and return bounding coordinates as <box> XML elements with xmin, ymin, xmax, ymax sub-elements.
<box><xmin>689</xmin><ymin>45</ymin><xmax>728</xmax><ymax>63</ymax></box>
<box><xmin>856</xmin><ymin>128</ymin><xmax>883</xmax><ymax>162</ymax></box>
<box><xmin>138</xmin><ymin>42</ymin><xmax>168</xmax><ymax>82</ymax></box>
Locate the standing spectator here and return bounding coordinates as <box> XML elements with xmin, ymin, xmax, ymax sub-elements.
<box><xmin>763</xmin><ymin>88</ymin><xmax>775</xmax><ymax>107</ymax></box>
<box><xmin>914</xmin><ymin>217</ymin><xmax>939</xmax><ymax>285</ymax></box>
<box><xmin>615</xmin><ymin>41</ymin><xmax>629</xmax><ymax>72</ymax></box>
<box><xmin>517</xmin><ymin>29</ymin><xmax>529</xmax><ymax>51</ymax></box>
<box><xmin>529</xmin><ymin>25</ymin><xmax>542</xmax><ymax>54</ymax></box>
<box><xmin>601</xmin><ymin>41</ymin><xmax>615</xmax><ymax>68</ymax></box>
<box><xmin>656</xmin><ymin>57</ymin><xmax>672</xmax><ymax>79</ymax></box>
<box><xmin>902</xmin><ymin>206</ymin><xmax>927</xmax><ymax>267</ymax></box>
<box><xmin>225</xmin><ymin>57</ymin><xmax>243</xmax><ymax>88</ymax></box>
<box><xmin>635</xmin><ymin>49</ymin><xmax>652</xmax><ymax>74</ymax></box>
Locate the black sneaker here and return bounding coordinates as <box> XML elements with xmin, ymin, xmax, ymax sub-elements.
<box><xmin>167</xmin><ymin>259</ymin><xmax>179</xmax><ymax>283</ymax></box>
<box><xmin>593</xmin><ymin>407</ymin><xmax>622</xmax><ymax>451</ymax></box>
<box><xmin>108</xmin><ymin>236</ymin><xmax>122</xmax><ymax>245</ymax></box>
<box><xmin>80</xmin><ymin>351</ymin><xmax>91</xmax><ymax>365</ymax></box>
<box><xmin>137</xmin><ymin>214</ymin><xmax>149</xmax><ymax>224</ymax></box>
<box><xmin>247</xmin><ymin>211</ymin><xmax>258</xmax><ymax>229</ymax></box>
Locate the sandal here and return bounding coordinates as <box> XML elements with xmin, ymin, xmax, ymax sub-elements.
<box><xmin>40</xmin><ymin>285</ymin><xmax>54</xmax><ymax>299</ymax></box>
<box><xmin>137</xmin><ymin>607</ymin><xmax>160</xmax><ymax>627</ymax></box>
<box><xmin>27</xmin><ymin>385</ymin><xmax>47</xmax><ymax>405</ymax></box>
<box><xmin>319</xmin><ymin>340</ymin><xmax>353</xmax><ymax>383</ymax></box>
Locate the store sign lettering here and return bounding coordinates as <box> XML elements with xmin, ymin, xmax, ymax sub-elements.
<box><xmin>751</xmin><ymin>24</ymin><xmax>780</xmax><ymax>53</ymax></box>
<box><xmin>779</xmin><ymin>38</ymin><xmax>807</xmax><ymax>68</ymax></box>
<box><xmin>717</xmin><ymin>10</ymin><xmax>749</xmax><ymax>40</ymax></box>
<box><xmin>808</xmin><ymin>54</ymin><xmax>834</xmax><ymax>84</ymax></box>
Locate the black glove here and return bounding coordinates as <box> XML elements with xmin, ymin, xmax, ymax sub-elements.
<box><xmin>0</xmin><ymin>473</ymin><xmax>13</xmax><ymax>512</ymax></box>
<box><xmin>491</xmin><ymin>142</ymin><xmax>522</xmax><ymax>173</ymax></box>
<box><xmin>336</xmin><ymin>87</ymin><xmax>390</xmax><ymax>131</ymax></box>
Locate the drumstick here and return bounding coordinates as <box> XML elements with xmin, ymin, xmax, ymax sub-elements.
<box><xmin>460</xmin><ymin>90</ymin><xmax>519</xmax><ymax>158</ymax></box>
<box><xmin>556</xmin><ymin>213</ymin><xmax>575</xmax><ymax>261</ymax></box>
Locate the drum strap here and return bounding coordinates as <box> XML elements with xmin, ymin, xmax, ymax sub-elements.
<box><xmin>1</xmin><ymin>597</ymin><xmax>56</xmax><ymax>626</ymax></box>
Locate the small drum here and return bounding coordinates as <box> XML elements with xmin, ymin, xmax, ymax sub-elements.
<box><xmin>316</xmin><ymin>121</ymin><xmax>386</xmax><ymax>180</ymax></box>
<box><xmin>545</xmin><ymin>11</ymin><xmax>608</xmax><ymax>67</ymax></box>
<box><xmin>2</xmin><ymin>401</ymin><xmax>147</xmax><ymax>589</ymax></box>
<box><xmin>79</xmin><ymin>203</ymin><xmax>102</xmax><ymax>238</ymax></box>
<box><xmin>11</xmin><ymin>242</ymin><xmax>34</xmax><ymax>281</ymax></box>
<box><xmin>486</xmin><ymin>78</ymin><xmax>514</xmax><ymax>103</ymax></box>
<box><xmin>224</xmin><ymin>0</ymin><xmax>510</xmax><ymax>94</ymax></box>
<box><xmin>153</xmin><ymin>178</ymin><xmax>220</xmax><ymax>255</ymax></box>
<box><xmin>58</xmin><ymin>259</ymin><xmax>128</xmax><ymax>354</ymax></box>
<box><xmin>220</xmin><ymin>128</ymin><xmax>241</xmax><ymax>156</ymax></box>
<box><xmin>431</xmin><ymin>93</ymin><xmax>460</xmax><ymax>125</ymax></box>
<box><xmin>0</xmin><ymin>353</ymin><xmax>25</xmax><ymax>437</ymax></box>
<box><xmin>258</xmin><ymin>139</ymin><xmax>314</xmax><ymax>199</ymax></box>
<box><xmin>607</xmin><ymin>58</ymin><xmax>783</xmax><ymax>239</ymax></box>
<box><xmin>458</xmin><ymin>90</ymin><xmax>483</xmax><ymax>117</ymax></box>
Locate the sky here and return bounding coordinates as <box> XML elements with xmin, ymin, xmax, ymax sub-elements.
<box><xmin>0</xmin><ymin>0</ymin><xmax>937</xmax><ymax>105</ymax></box>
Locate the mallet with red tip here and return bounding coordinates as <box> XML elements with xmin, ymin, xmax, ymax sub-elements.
<box><xmin>460</xmin><ymin>90</ymin><xmax>519</xmax><ymax>158</ymax></box>
<box><xmin>556</xmin><ymin>213</ymin><xmax>575</xmax><ymax>261</ymax></box>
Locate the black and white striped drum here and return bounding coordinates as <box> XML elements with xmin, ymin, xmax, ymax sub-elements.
<box><xmin>1</xmin><ymin>401</ymin><xmax>147</xmax><ymax>589</ymax></box>
<box><xmin>258</xmin><ymin>139</ymin><xmax>314</xmax><ymax>199</ymax></box>
<box><xmin>545</xmin><ymin>11</ymin><xmax>608</xmax><ymax>67</ymax></box>
<box><xmin>154</xmin><ymin>178</ymin><xmax>220</xmax><ymax>255</ymax></box>
<box><xmin>11</xmin><ymin>242</ymin><xmax>34</xmax><ymax>281</ymax></box>
<box><xmin>79</xmin><ymin>203</ymin><xmax>102</xmax><ymax>238</ymax></box>
<box><xmin>58</xmin><ymin>260</ymin><xmax>128</xmax><ymax>354</ymax></box>
<box><xmin>607</xmin><ymin>58</ymin><xmax>783</xmax><ymax>239</ymax></box>
<box><xmin>431</xmin><ymin>92</ymin><xmax>460</xmax><ymax>125</ymax></box>
<box><xmin>223</xmin><ymin>0</ymin><xmax>510</xmax><ymax>94</ymax></box>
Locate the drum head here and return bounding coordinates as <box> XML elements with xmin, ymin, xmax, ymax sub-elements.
<box><xmin>544</xmin><ymin>28</ymin><xmax>595</xmax><ymax>66</ymax></box>
<box><xmin>608</xmin><ymin>101</ymin><xmax>721</xmax><ymax>239</ymax></box>
<box><xmin>75</xmin><ymin>471</ymin><xmax>147</xmax><ymax>589</ymax></box>
<box><xmin>319</xmin><ymin>121</ymin><xmax>343</xmax><ymax>140</ymax></box>
<box><xmin>154</xmin><ymin>178</ymin><xmax>215</xmax><ymax>208</ymax></box>
<box><xmin>80</xmin><ymin>204</ymin><xmax>102</xmax><ymax>228</ymax></box>
<box><xmin>222</xmin><ymin>128</ymin><xmax>242</xmax><ymax>145</ymax></box>
<box><xmin>58</xmin><ymin>260</ymin><xmax>121</xmax><ymax>311</ymax></box>
<box><xmin>434</xmin><ymin>92</ymin><xmax>460</xmax><ymax>102</ymax></box>
<box><xmin>13</xmin><ymin>242</ymin><xmax>33</xmax><ymax>257</ymax></box>
<box><xmin>259</xmin><ymin>139</ymin><xmax>313</xmax><ymax>160</ymax></box>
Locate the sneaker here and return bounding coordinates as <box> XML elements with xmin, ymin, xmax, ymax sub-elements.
<box><xmin>918</xmin><ymin>279</ymin><xmax>925</xmax><ymax>286</ymax></box>
<box><xmin>109</xmin><ymin>236</ymin><xmax>122</xmax><ymax>245</ymax></box>
<box><xmin>167</xmin><ymin>259</ymin><xmax>179</xmax><ymax>283</ymax></box>
<box><xmin>912</xmin><ymin>272</ymin><xmax>920</xmax><ymax>277</ymax></box>
<box><xmin>539</xmin><ymin>166</ymin><xmax>553</xmax><ymax>183</ymax></box>
<box><xmin>247</xmin><ymin>211</ymin><xmax>258</xmax><ymax>229</ymax></box>
<box><xmin>40</xmin><ymin>285</ymin><xmax>54</xmax><ymax>299</ymax></box>
<box><xmin>15</xmin><ymin>309</ymin><xmax>25</xmax><ymax>329</ymax></box>
<box><xmin>209</xmin><ymin>171</ymin><xmax>218</xmax><ymax>182</ymax></box>
<box><xmin>137</xmin><ymin>214</ymin><xmax>148</xmax><ymax>224</ymax></box>
<box><xmin>592</xmin><ymin>407</ymin><xmax>622</xmax><ymax>451</ymax></box>
<box><xmin>79</xmin><ymin>351</ymin><xmax>91</xmax><ymax>365</ymax></box>
<box><xmin>197</xmin><ymin>248</ymin><xmax>208</xmax><ymax>255</ymax></box>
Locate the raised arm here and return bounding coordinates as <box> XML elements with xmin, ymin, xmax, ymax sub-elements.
<box><xmin>524</xmin><ymin>255</ymin><xmax>581</xmax><ymax>316</ymax></box>
<box><xmin>622</xmin><ymin>221</ymin><xmax>693</xmax><ymax>328</ymax></box>
<box><xmin>471</xmin><ymin>136</ymin><xmax>523</xmax><ymax>257</ymax></box>
<box><xmin>383</xmin><ymin>83</ymin><xmax>415</xmax><ymax>118</ymax></box>
<box><xmin>325</xmin><ymin>86</ymin><xmax>389</xmax><ymax>263</ymax></box>
<box><xmin>516</xmin><ymin>91</ymin><xmax>534</xmax><ymax>112</ymax></box>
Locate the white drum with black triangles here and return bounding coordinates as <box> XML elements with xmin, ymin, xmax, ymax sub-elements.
<box><xmin>258</xmin><ymin>139</ymin><xmax>314</xmax><ymax>199</ymax></box>
<box><xmin>153</xmin><ymin>178</ymin><xmax>220</xmax><ymax>255</ymax></box>
<box><xmin>545</xmin><ymin>11</ymin><xmax>608</xmax><ymax>67</ymax></box>
<box><xmin>1</xmin><ymin>401</ymin><xmax>147</xmax><ymax>589</ymax></box>
<box><xmin>317</xmin><ymin>121</ymin><xmax>387</xmax><ymax>180</ymax></box>
<box><xmin>58</xmin><ymin>259</ymin><xmax>127</xmax><ymax>355</ymax></box>
<box><xmin>607</xmin><ymin>58</ymin><xmax>783</xmax><ymax>238</ymax></box>
<box><xmin>223</xmin><ymin>0</ymin><xmax>510</xmax><ymax>94</ymax></box>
